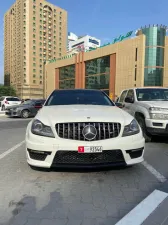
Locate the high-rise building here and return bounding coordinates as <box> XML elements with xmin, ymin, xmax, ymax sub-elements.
<box><xmin>67</xmin><ymin>32</ymin><xmax>78</xmax><ymax>51</ymax></box>
<box><xmin>4</xmin><ymin>0</ymin><xmax>67</xmax><ymax>99</ymax></box>
<box><xmin>68</xmin><ymin>35</ymin><xmax>101</xmax><ymax>54</ymax></box>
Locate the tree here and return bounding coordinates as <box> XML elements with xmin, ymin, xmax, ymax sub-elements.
<box><xmin>0</xmin><ymin>85</ymin><xmax>17</xmax><ymax>97</ymax></box>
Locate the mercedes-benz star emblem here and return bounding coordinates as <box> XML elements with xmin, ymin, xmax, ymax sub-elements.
<box><xmin>82</xmin><ymin>125</ymin><xmax>97</xmax><ymax>141</ymax></box>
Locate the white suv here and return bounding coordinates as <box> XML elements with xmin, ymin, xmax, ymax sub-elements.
<box><xmin>117</xmin><ymin>87</ymin><xmax>168</xmax><ymax>142</ymax></box>
<box><xmin>0</xmin><ymin>96</ymin><xmax>21</xmax><ymax>111</ymax></box>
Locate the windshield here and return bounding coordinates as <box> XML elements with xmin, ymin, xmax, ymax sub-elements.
<box><xmin>6</xmin><ymin>97</ymin><xmax>20</xmax><ymax>101</ymax></box>
<box><xmin>45</xmin><ymin>90</ymin><xmax>114</xmax><ymax>106</ymax></box>
<box><xmin>136</xmin><ymin>89</ymin><xmax>168</xmax><ymax>101</ymax></box>
<box><xmin>22</xmin><ymin>100</ymin><xmax>34</xmax><ymax>105</ymax></box>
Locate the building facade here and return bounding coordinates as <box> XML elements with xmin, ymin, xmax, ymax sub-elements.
<box><xmin>44</xmin><ymin>25</ymin><xmax>168</xmax><ymax>100</ymax></box>
<box><xmin>68</xmin><ymin>35</ymin><xmax>100</xmax><ymax>54</ymax></box>
<box><xmin>67</xmin><ymin>32</ymin><xmax>78</xmax><ymax>52</ymax></box>
<box><xmin>4</xmin><ymin>0</ymin><xmax>67</xmax><ymax>99</ymax></box>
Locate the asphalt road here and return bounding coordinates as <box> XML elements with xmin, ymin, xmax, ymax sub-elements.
<box><xmin>0</xmin><ymin>116</ymin><xmax>168</xmax><ymax>225</ymax></box>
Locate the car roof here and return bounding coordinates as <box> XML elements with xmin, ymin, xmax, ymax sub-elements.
<box><xmin>53</xmin><ymin>89</ymin><xmax>102</xmax><ymax>93</ymax></box>
<box><xmin>121</xmin><ymin>87</ymin><xmax>168</xmax><ymax>92</ymax></box>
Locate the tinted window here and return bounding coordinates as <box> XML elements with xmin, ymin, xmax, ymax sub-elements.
<box><xmin>45</xmin><ymin>90</ymin><xmax>114</xmax><ymax>106</ymax></box>
<box><xmin>125</xmin><ymin>90</ymin><xmax>134</xmax><ymax>100</ymax></box>
<box><xmin>119</xmin><ymin>90</ymin><xmax>127</xmax><ymax>103</ymax></box>
<box><xmin>22</xmin><ymin>100</ymin><xmax>34</xmax><ymax>105</ymax></box>
<box><xmin>136</xmin><ymin>88</ymin><xmax>168</xmax><ymax>101</ymax></box>
<box><xmin>6</xmin><ymin>97</ymin><xmax>20</xmax><ymax>101</ymax></box>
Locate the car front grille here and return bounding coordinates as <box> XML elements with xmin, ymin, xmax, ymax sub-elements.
<box><xmin>52</xmin><ymin>150</ymin><xmax>125</xmax><ymax>165</ymax></box>
<box><xmin>55</xmin><ymin>122</ymin><xmax>121</xmax><ymax>141</ymax></box>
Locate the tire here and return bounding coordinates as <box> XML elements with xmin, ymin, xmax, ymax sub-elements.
<box><xmin>1</xmin><ymin>105</ymin><xmax>5</xmax><ymax>111</ymax></box>
<box><xmin>136</xmin><ymin>115</ymin><xmax>152</xmax><ymax>142</ymax></box>
<box><xmin>21</xmin><ymin>109</ymin><xmax>29</xmax><ymax>119</ymax></box>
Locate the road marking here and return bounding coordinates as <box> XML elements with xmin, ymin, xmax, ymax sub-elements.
<box><xmin>116</xmin><ymin>189</ymin><xmax>168</xmax><ymax>225</ymax></box>
<box><xmin>142</xmin><ymin>160</ymin><xmax>167</xmax><ymax>183</ymax></box>
<box><xmin>0</xmin><ymin>141</ymin><xmax>25</xmax><ymax>160</ymax></box>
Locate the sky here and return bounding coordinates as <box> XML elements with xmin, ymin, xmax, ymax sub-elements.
<box><xmin>0</xmin><ymin>0</ymin><xmax>168</xmax><ymax>84</ymax></box>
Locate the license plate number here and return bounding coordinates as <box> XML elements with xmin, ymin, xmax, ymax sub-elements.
<box><xmin>78</xmin><ymin>146</ymin><xmax>103</xmax><ymax>153</ymax></box>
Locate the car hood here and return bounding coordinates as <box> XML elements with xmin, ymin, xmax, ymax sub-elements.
<box><xmin>35</xmin><ymin>105</ymin><xmax>134</xmax><ymax>127</ymax></box>
<box><xmin>138</xmin><ymin>101</ymin><xmax>168</xmax><ymax>109</ymax></box>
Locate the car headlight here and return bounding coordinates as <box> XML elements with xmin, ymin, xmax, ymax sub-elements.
<box><xmin>31</xmin><ymin>119</ymin><xmax>55</xmax><ymax>138</ymax></box>
<box><xmin>149</xmin><ymin>107</ymin><xmax>168</xmax><ymax>112</ymax></box>
<box><xmin>122</xmin><ymin>119</ymin><xmax>140</xmax><ymax>137</ymax></box>
<box><xmin>150</xmin><ymin>113</ymin><xmax>168</xmax><ymax>120</ymax></box>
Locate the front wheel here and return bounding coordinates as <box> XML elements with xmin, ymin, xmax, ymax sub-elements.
<box><xmin>21</xmin><ymin>110</ymin><xmax>29</xmax><ymax>119</ymax></box>
<box><xmin>136</xmin><ymin>116</ymin><xmax>152</xmax><ymax>142</ymax></box>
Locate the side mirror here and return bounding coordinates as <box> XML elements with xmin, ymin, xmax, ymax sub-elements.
<box><xmin>115</xmin><ymin>102</ymin><xmax>124</xmax><ymax>108</ymax></box>
<box><xmin>125</xmin><ymin>97</ymin><xmax>134</xmax><ymax>103</ymax></box>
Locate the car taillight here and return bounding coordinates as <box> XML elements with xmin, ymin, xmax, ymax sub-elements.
<box><xmin>5</xmin><ymin>101</ymin><xmax>9</xmax><ymax>104</ymax></box>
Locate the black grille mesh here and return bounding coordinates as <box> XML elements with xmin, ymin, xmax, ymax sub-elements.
<box><xmin>53</xmin><ymin>150</ymin><xmax>124</xmax><ymax>165</ymax></box>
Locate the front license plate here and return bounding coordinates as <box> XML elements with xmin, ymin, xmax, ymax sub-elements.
<box><xmin>78</xmin><ymin>146</ymin><xmax>103</xmax><ymax>153</ymax></box>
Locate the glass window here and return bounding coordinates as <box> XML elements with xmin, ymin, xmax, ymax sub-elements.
<box><xmin>45</xmin><ymin>90</ymin><xmax>114</xmax><ymax>106</ymax></box>
<box><xmin>144</xmin><ymin>68</ymin><xmax>163</xmax><ymax>86</ymax></box>
<box><xmin>59</xmin><ymin>79</ymin><xmax>75</xmax><ymax>89</ymax></box>
<box><xmin>6</xmin><ymin>97</ymin><xmax>20</xmax><ymax>101</ymax></box>
<box><xmin>142</xmin><ymin>27</ymin><xmax>166</xmax><ymax>46</ymax></box>
<box><xmin>119</xmin><ymin>90</ymin><xmax>128</xmax><ymax>103</ymax></box>
<box><xmin>136</xmin><ymin>88</ymin><xmax>168</xmax><ymax>101</ymax></box>
<box><xmin>125</xmin><ymin>89</ymin><xmax>135</xmax><ymax>101</ymax></box>
<box><xmin>145</xmin><ymin>47</ymin><xmax>164</xmax><ymax>67</ymax></box>
<box><xmin>85</xmin><ymin>56</ymin><xmax>110</xmax><ymax>76</ymax></box>
<box><xmin>59</xmin><ymin>65</ymin><xmax>75</xmax><ymax>80</ymax></box>
<box><xmin>85</xmin><ymin>74</ymin><xmax>109</xmax><ymax>90</ymax></box>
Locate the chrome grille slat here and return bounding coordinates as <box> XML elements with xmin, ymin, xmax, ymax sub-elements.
<box><xmin>68</xmin><ymin>123</ymin><xmax>70</xmax><ymax>139</ymax></box>
<box><xmin>103</xmin><ymin>123</ymin><xmax>106</xmax><ymax>139</ymax></box>
<box><xmin>56</xmin><ymin>122</ymin><xmax>121</xmax><ymax>141</ymax></box>
<box><xmin>108</xmin><ymin>123</ymin><xmax>110</xmax><ymax>138</ymax></box>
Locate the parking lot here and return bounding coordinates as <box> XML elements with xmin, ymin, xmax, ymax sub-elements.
<box><xmin>0</xmin><ymin>115</ymin><xmax>168</xmax><ymax>225</ymax></box>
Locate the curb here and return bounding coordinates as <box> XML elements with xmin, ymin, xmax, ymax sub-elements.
<box><xmin>116</xmin><ymin>181</ymin><xmax>168</xmax><ymax>225</ymax></box>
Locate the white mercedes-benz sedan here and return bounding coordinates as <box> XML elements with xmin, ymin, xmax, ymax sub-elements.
<box><xmin>26</xmin><ymin>89</ymin><xmax>145</xmax><ymax>169</ymax></box>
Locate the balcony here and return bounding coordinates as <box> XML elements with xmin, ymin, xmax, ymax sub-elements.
<box><xmin>48</xmin><ymin>20</ymin><xmax>52</xmax><ymax>24</ymax></box>
<box><xmin>48</xmin><ymin>37</ymin><xmax>51</xmax><ymax>40</ymax></box>
<box><xmin>48</xmin><ymin>15</ymin><xmax>52</xmax><ymax>18</ymax></box>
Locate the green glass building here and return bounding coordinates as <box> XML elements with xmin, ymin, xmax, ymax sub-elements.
<box><xmin>137</xmin><ymin>25</ymin><xmax>167</xmax><ymax>86</ymax></box>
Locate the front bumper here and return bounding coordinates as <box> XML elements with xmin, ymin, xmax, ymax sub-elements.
<box><xmin>26</xmin><ymin>123</ymin><xmax>145</xmax><ymax>169</ymax></box>
<box><xmin>145</xmin><ymin>119</ymin><xmax>168</xmax><ymax>135</ymax></box>
<box><xmin>5</xmin><ymin>109</ymin><xmax>21</xmax><ymax>117</ymax></box>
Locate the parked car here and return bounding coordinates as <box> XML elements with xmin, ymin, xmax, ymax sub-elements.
<box><xmin>117</xmin><ymin>87</ymin><xmax>168</xmax><ymax>142</ymax></box>
<box><xmin>26</xmin><ymin>89</ymin><xmax>145</xmax><ymax>170</ymax></box>
<box><xmin>0</xmin><ymin>96</ymin><xmax>21</xmax><ymax>111</ymax></box>
<box><xmin>5</xmin><ymin>99</ymin><xmax>45</xmax><ymax>118</ymax></box>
